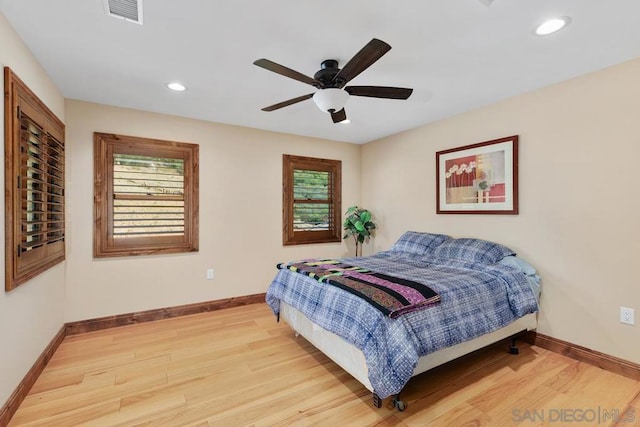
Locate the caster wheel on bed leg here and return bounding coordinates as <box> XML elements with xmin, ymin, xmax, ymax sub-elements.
<box><xmin>509</xmin><ymin>338</ymin><xmax>519</xmax><ymax>355</ymax></box>
<box><xmin>372</xmin><ymin>393</ymin><xmax>382</xmax><ymax>408</ymax></box>
<box><xmin>392</xmin><ymin>395</ymin><xmax>406</xmax><ymax>412</ymax></box>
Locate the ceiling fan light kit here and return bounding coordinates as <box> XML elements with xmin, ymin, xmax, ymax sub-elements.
<box><xmin>313</xmin><ymin>89</ymin><xmax>350</xmax><ymax>113</ymax></box>
<box><xmin>253</xmin><ymin>38</ymin><xmax>413</xmax><ymax>124</ymax></box>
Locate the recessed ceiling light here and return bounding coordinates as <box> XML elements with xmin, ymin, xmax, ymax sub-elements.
<box><xmin>167</xmin><ymin>82</ymin><xmax>187</xmax><ymax>92</ymax></box>
<box><xmin>535</xmin><ymin>17</ymin><xmax>571</xmax><ymax>36</ymax></box>
<box><xmin>339</xmin><ymin>119</ymin><xmax>351</xmax><ymax>124</ymax></box>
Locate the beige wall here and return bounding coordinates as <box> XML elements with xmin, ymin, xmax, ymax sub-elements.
<box><xmin>64</xmin><ymin>100</ymin><xmax>361</xmax><ymax>321</ymax></box>
<box><xmin>0</xmin><ymin>13</ymin><xmax>67</xmax><ymax>405</ymax></box>
<box><xmin>362</xmin><ymin>57</ymin><xmax>640</xmax><ymax>364</ymax></box>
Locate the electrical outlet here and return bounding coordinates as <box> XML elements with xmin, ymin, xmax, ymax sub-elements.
<box><xmin>206</xmin><ymin>268</ymin><xmax>214</xmax><ymax>280</ymax></box>
<box><xmin>620</xmin><ymin>307</ymin><xmax>635</xmax><ymax>325</ymax></box>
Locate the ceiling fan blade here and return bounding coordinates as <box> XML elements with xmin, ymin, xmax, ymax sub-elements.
<box><xmin>332</xmin><ymin>38</ymin><xmax>391</xmax><ymax>87</ymax></box>
<box><xmin>261</xmin><ymin>93</ymin><xmax>314</xmax><ymax>112</ymax></box>
<box><xmin>331</xmin><ymin>109</ymin><xmax>347</xmax><ymax>124</ymax></box>
<box><xmin>345</xmin><ymin>86</ymin><xmax>413</xmax><ymax>100</ymax></box>
<box><xmin>253</xmin><ymin>59</ymin><xmax>319</xmax><ymax>87</ymax></box>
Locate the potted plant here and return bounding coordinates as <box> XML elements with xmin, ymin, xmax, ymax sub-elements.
<box><xmin>343</xmin><ymin>206</ymin><xmax>376</xmax><ymax>257</ymax></box>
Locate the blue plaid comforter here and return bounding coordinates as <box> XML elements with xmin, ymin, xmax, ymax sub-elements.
<box><xmin>265</xmin><ymin>251</ymin><xmax>539</xmax><ymax>399</ymax></box>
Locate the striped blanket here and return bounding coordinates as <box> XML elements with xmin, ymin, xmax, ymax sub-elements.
<box><xmin>277</xmin><ymin>259</ymin><xmax>440</xmax><ymax>318</ymax></box>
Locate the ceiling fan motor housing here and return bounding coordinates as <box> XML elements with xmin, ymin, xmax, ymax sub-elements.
<box><xmin>314</xmin><ymin>59</ymin><xmax>342</xmax><ymax>87</ymax></box>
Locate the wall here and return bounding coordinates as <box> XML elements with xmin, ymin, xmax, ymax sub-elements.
<box><xmin>362</xmin><ymin>57</ymin><xmax>640</xmax><ymax>364</ymax></box>
<box><xmin>64</xmin><ymin>100</ymin><xmax>361</xmax><ymax>321</ymax></box>
<box><xmin>0</xmin><ymin>13</ymin><xmax>67</xmax><ymax>406</ymax></box>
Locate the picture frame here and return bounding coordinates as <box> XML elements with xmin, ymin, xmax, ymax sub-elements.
<box><xmin>436</xmin><ymin>135</ymin><xmax>518</xmax><ymax>214</ymax></box>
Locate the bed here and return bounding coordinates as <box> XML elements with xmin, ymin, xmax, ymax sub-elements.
<box><xmin>266</xmin><ymin>232</ymin><xmax>540</xmax><ymax>410</ymax></box>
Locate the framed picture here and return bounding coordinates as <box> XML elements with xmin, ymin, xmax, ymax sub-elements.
<box><xmin>436</xmin><ymin>135</ymin><xmax>518</xmax><ymax>214</ymax></box>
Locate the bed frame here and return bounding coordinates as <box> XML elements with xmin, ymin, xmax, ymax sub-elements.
<box><xmin>280</xmin><ymin>301</ymin><xmax>537</xmax><ymax>410</ymax></box>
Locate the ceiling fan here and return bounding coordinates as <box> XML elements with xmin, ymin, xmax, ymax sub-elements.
<box><xmin>253</xmin><ymin>38</ymin><xmax>413</xmax><ymax>124</ymax></box>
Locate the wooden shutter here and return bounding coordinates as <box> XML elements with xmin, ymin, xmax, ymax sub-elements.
<box><xmin>94</xmin><ymin>133</ymin><xmax>199</xmax><ymax>257</ymax></box>
<box><xmin>5</xmin><ymin>67</ymin><xmax>65</xmax><ymax>291</ymax></box>
<box><xmin>292</xmin><ymin>169</ymin><xmax>334</xmax><ymax>232</ymax></box>
<box><xmin>112</xmin><ymin>153</ymin><xmax>185</xmax><ymax>238</ymax></box>
<box><xmin>283</xmin><ymin>155</ymin><xmax>341</xmax><ymax>245</ymax></box>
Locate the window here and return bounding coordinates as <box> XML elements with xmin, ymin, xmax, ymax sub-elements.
<box><xmin>94</xmin><ymin>133</ymin><xmax>199</xmax><ymax>257</ymax></box>
<box><xmin>4</xmin><ymin>67</ymin><xmax>66</xmax><ymax>291</ymax></box>
<box><xmin>283</xmin><ymin>154</ymin><xmax>341</xmax><ymax>245</ymax></box>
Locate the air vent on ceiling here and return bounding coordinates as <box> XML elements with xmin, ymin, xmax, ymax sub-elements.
<box><xmin>103</xmin><ymin>0</ymin><xmax>143</xmax><ymax>25</ymax></box>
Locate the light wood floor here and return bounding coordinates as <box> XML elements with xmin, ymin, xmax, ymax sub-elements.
<box><xmin>9</xmin><ymin>304</ymin><xmax>640</xmax><ymax>426</ymax></box>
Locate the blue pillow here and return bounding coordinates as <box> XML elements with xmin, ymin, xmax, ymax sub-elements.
<box><xmin>498</xmin><ymin>255</ymin><xmax>537</xmax><ymax>276</ymax></box>
<box><xmin>389</xmin><ymin>231</ymin><xmax>450</xmax><ymax>255</ymax></box>
<box><xmin>431</xmin><ymin>238</ymin><xmax>515</xmax><ymax>264</ymax></box>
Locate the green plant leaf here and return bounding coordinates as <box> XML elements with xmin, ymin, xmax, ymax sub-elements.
<box><xmin>343</xmin><ymin>207</ymin><xmax>376</xmax><ymax>245</ymax></box>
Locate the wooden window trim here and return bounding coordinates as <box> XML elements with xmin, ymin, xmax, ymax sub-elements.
<box><xmin>4</xmin><ymin>67</ymin><xmax>65</xmax><ymax>291</ymax></box>
<box><xmin>283</xmin><ymin>154</ymin><xmax>341</xmax><ymax>245</ymax></box>
<box><xmin>94</xmin><ymin>133</ymin><xmax>199</xmax><ymax>257</ymax></box>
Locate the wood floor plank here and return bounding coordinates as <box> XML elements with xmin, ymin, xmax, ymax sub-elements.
<box><xmin>12</xmin><ymin>398</ymin><xmax>122</xmax><ymax>427</ymax></box>
<box><xmin>14</xmin><ymin>372</ymin><xmax>170</xmax><ymax>422</ymax></box>
<box><xmin>466</xmin><ymin>349</ymin><xmax>571</xmax><ymax>416</ymax></box>
<box><xmin>8</xmin><ymin>303</ymin><xmax>640</xmax><ymax>426</ymax></box>
<box><xmin>428</xmin><ymin>402</ymin><xmax>492</xmax><ymax>426</ymax></box>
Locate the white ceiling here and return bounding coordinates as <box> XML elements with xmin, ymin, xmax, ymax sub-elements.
<box><xmin>2</xmin><ymin>0</ymin><xmax>640</xmax><ymax>144</ymax></box>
